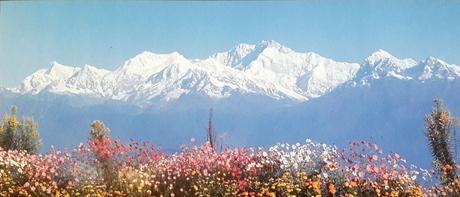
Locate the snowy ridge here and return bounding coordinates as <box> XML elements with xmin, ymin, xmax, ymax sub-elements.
<box><xmin>12</xmin><ymin>41</ymin><xmax>460</xmax><ymax>105</ymax></box>
<box><xmin>17</xmin><ymin>62</ymin><xmax>82</xmax><ymax>95</ymax></box>
<box><xmin>414</xmin><ymin>57</ymin><xmax>460</xmax><ymax>81</ymax></box>
<box><xmin>354</xmin><ymin>49</ymin><xmax>417</xmax><ymax>85</ymax></box>
<box><xmin>353</xmin><ymin>49</ymin><xmax>460</xmax><ymax>86</ymax></box>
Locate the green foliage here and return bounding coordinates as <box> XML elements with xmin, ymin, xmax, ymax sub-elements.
<box><xmin>0</xmin><ymin>106</ymin><xmax>41</xmax><ymax>154</ymax></box>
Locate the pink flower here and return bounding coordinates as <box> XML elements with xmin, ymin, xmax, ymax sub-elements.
<box><xmin>372</xmin><ymin>154</ymin><xmax>378</xmax><ymax>161</ymax></box>
<box><xmin>366</xmin><ymin>164</ymin><xmax>373</xmax><ymax>173</ymax></box>
<box><xmin>238</xmin><ymin>180</ymin><xmax>247</xmax><ymax>190</ymax></box>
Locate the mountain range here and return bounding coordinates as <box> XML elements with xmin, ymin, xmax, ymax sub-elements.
<box><xmin>11</xmin><ymin>40</ymin><xmax>460</xmax><ymax>106</ymax></box>
<box><xmin>1</xmin><ymin>40</ymin><xmax>459</xmax><ymax>168</ymax></box>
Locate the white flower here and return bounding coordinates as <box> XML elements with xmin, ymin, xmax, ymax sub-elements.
<box><xmin>293</xmin><ymin>163</ymin><xmax>298</xmax><ymax>170</ymax></box>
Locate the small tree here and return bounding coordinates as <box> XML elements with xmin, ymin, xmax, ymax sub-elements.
<box><xmin>425</xmin><ymin>99</ymin><xmax>458</xmax><ymax>188</ymax></box>
<box><xmin>13</xmin><ymin>117</ymin><xmax>41</xmax><ymax>154</ymax></box>
<box><xmin>88</xmin><ymin>120</ymin><xmax>117</xmax><ymax>188</ymax></box>
<box><xmin>0</xmin><ymin>106</ymin><xmax>41</xmax><ymax>154</ymax></box>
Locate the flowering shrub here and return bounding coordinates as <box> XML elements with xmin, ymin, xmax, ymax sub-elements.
<box><xmin>0</xmin><ymin>139</ymin><xmax>458</xmax><ymax>196</ymax></box>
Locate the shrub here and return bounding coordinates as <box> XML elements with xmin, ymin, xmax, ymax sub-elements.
<box><xmin>0</xmin><ymin>106</ymin><xmax>41</xmax><ymax>154</ymax></box>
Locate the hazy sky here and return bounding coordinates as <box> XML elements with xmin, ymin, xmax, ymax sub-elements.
<box><xmin>1</xmin><ymin>1</ymin><xmax>459</xmax><ymax>87</ymax></box>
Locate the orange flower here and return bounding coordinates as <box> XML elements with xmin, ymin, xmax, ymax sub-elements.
<box><xmin>328</xmin><ymin>183</ymin><xmax>336</xmax><ymax>194</ymax></box>
<box><xmin>350</xmin><ymin>181</ymin><xmax>358</xmax><ymax>188</ymax></box>
<box><xmin>455</xmin><ymin>179</ymin><xmax>460</xmax><ymax>189</ymax></box>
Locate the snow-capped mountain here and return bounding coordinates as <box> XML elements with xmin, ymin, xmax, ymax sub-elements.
<box><xmin>3</xmin><ymin>41</ymin><xmax>460</xmax><ymax>167</ymax></box>
<box><xmin>353</xmin><ymin>49</ymin><xmax>417</xmax><ymax>85</ymax></box>
<box><xmin>352</xmin><ymin>49</ymin><xmax>460</xmax><ymax>86</ymax></box>
<box><xmin>412</xmin><ymin>57</ymin><xmax>460</xmax><ymax>81</ymax></box>
<box><xmin>212</xmin><ymin>40</ymin><xmax>360</xmax><ymax>98</ymax></box>
<box><xmin>11</xmin><ymin>41</ymin><xmax>460</xmax><ymax>106</ymax></box>
<box><xmin>18</xmin><ymin>61</ymin><xmax>82</xmax><ymax>95</ymax></box>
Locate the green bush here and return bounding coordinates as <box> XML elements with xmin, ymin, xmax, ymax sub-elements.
<box><xmin>0</xmin><ymin>106</ymin><xmax>41</xmax><ymax>154</ymax></box>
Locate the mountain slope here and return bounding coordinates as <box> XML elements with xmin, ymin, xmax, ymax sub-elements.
<box><xmin>2</xmin><ymin>78</ymin><xmax>460</xmax><ymax>168</ymax></box>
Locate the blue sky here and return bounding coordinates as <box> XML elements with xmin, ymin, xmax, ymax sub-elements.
<box><xmin>1</xmin><ymin>1</ymin><xmax>459</xmax><ymax>87</ymax></box>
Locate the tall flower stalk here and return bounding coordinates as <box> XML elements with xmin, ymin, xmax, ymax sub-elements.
<box><xmin>425</xmin><ymin>99</ymin><xmax>458</xmax><ymax>189</ymax></box>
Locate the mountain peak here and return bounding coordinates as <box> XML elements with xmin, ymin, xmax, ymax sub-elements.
<box><xmin>232</xmin><ymin>43</ymin><xmax>256</xmax><ymax>58</ymax></box>
<box><xmin>13</xmin><ymin>61</ymin><xmax>81</xmax><ymax>94</ymax></box>
<box><xmin>354</xmin><ymin>50</ymin><xmax>419</xmax><ymax>85</ymax></box>
<box><xmin>47</xmin><ymin>61</ymin><xmax>80</xmax><ymax>79</ymax></box>
<box><xmin>211</xmin><ymin>40</ymin><xmax>296</xmax><ymax>69</ymax></box>
<box><xmin>131</xmin><ymin>51</ymin><xmax>185</xmax><ymax>61</ymax></box>
<box><xmin>117</xmin><ymin>51</ymin><xmax>189</xmax><ymax>79</ymax></box>
<box><xmin>365</xmin><ymin>49</ymin><xmax>416</xmax><ymax>69</ymax></box>
<box><xmin>413</xmin><ymin>56</ymin><xmax>460</xmax><ymax>81</ymax></box>
<box><xmin>258</xmin><ymin>40</ymin><xmax>293</xmax><ymax>53</ymax></box>
<box><xmin>210</xmin><ymin>43</ymin><xmax>256</xmax><ymax>68</ymax></box>
<box><xmin>49</xmin><ymin>61</ymin><xmax>75</xmax><ymax>71</ymax></box>
<box><xmin>79</xmin><ymin>64</ymin><xmax>110</xmax><ymax>76</ymax></box>
<box><xmin>424</xmin><ymin>56</ymin><xmax>446</xmax><ymax>65</ymax></box>
<box><xmin>82</xmin><ymin>64</ymin><xmax>96</xmax><ymax>70</ymax></box>
<box><xmin>366</xmin><ymin>49</ymin><xmax>396</xmax><ymax>63</ymax></box>
<box><xmin>260</xmin><ymin>40</ymin><xmax>282</xmax><ymax>47</ymax></box>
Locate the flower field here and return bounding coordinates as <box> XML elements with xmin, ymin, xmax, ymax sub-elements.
<box><xmin>0</xmin><ymin>138</ymin><xmax>459</xmax><ymax>197</ymax></box>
